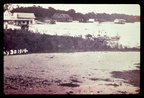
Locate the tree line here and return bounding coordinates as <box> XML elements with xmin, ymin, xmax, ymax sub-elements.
<box><xmin>10</xmin><ymin>5</ymin><xmax>140</xmax><ymax>22</ymax></box>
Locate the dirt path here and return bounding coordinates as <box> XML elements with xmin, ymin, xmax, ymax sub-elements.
<box><xmin>4</xmin><ymin>52</ymin><xmax>140</xmax><ymax>94</ymax></box>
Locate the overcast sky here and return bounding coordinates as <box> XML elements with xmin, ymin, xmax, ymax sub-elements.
<box><xmin>12</xmin><ymin>4</ymin><xmax>140</xmax><ymax>16</ymax></box>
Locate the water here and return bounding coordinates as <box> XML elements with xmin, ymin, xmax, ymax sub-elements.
<box><xmin>29</xmin><ymin>22</ymin><xmax>140</xmax><ymax>48</ymax></box>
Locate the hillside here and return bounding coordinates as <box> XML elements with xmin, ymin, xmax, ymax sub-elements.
<box><xmin>11</xmin><ymin>6</ymin><xmax>140</xmax><ymax>22</ymax></box>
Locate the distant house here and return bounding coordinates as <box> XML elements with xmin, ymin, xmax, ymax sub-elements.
<box><xmin>4</xmin><ymin>10</ymin><xmax>16</xmax><ymax>30</ymax></box>
<box><xmin>4</xmin><ymin>10</ymin><xmax>36</xmax><ymax>26</ymax></box>
<box><xmin>51</xmin><ymin>13</ymin><xmax>73</xmax><ymax>22</ymax></box>
<box><xmin>4</xmin><ymin>10</ymin><xmax>15</xmax><ymax>21</ymax></box>
<box><xmin>87</xmin><ymin>19</ymin><xmax>95</xmax><ymax>23</ymax></box>
<box><xmin>114</xmin><ymin>19</ymin><xmax>126</xmax><ymax>24</ymax></box>
<box><xmin>43</xmin><ymin>17</ymin><xmax>56</xmax><ymax>24</ymax></box>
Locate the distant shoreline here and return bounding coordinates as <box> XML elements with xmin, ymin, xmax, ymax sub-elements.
<box><xmin>4</xmin><ymin>49</ymin><xmax>140</xmax><ymax>56</ymax></box>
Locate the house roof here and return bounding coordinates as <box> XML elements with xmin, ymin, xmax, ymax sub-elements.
<box><xmin>52</xmin><ymin>13</ymin><xmax>72</xmax><ymax>19</ymax></box>
<box><xmin>14</xmin><ymin>13</ymin><xmax>36</xmax><ymax>19</ymax></box>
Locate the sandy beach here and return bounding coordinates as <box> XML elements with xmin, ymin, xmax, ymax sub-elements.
<box><xmin>4</xmin><ymin>51</ymin><xmax>140</xmax><ymax>94</ymax></box>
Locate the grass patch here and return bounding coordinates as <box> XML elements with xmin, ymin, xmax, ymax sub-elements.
<box><xmin>89</xmin><ymin>78</ymin><xmax>112</xmax><ymax>82</ymax></box>
<box><xmin>111</xmin><ymin>70</ymin><xmax>140</xmax><ymax>87</ymax></box>
<box><xmin>58</xmin><ymin>83</ymin><xmax>79</xmax><ymax>87</ymax></box>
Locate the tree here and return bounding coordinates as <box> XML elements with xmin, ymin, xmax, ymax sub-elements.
<box><xmin>32</xmin><ymin>5</ymin><xmax>37</xmax><ymax>7</ymax></box>
<box><xmin>85</xmin><ymin>34</ymin><xmax>92</xmax><ymax>39</ymax></box>
<box><xmin>16</xmin><ymin>5</ymin><xmax>20</xmax><ymax>8</ymax></box>
<box><xmin>4</xmin><ymin>4</ymin><xmax>13</xmax><ymax>11</ymax></box>
<box><xmin>67</xmin><ymin>9</ymin><xmax>76</xmax><ymax>19</ymax></box>
<box><xmin>85</xmin><ymin>12</ymin><xmax>96</xmax><ymax>19</ymax></box>
<box><xmin>47</xmin><ymin>7</ymin><xmax>56</xmax><ymax>17</ymax></box>
<box><xmin>68</xmin><ymin>9</ymin><xmax>75</xmax><ymax>14</ymax></box>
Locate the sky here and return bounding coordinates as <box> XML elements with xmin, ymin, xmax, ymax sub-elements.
<box><xmin>12</xmin><ymin>4</ymin><xmax>140</xmax><ymax>16</ymax></box>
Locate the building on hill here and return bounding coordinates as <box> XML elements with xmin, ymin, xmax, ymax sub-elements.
<box><xmin>51</xmin><ymin>13</ymin><xmax>73</xmax><ymax>22</ymax></box>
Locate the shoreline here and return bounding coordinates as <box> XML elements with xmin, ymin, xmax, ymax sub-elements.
<box><xmin>4</xmin><ymin>49</ymin><xmax>140</xmax><ymax>56</ymax></box>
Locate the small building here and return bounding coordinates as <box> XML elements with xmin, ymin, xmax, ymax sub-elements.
<box><xmin>51</xmin><ymin>13</ymin><xmax>73</xmax><ymax>22</ymax></box>
<box><xmin>43</xmin><ymin>17</ymin><xmax>56</xmax><ymax>24</ymax></box>
<box><xmin>87</xmin><ymin>19</ymin><xmax>95</xmax><ymax>23</ymax></box>
<box><xmin>4</xmin><ymin>10</ymin><xmax>15</xmax><ymax>30</ymax></box>
<box><xmin>78</xmin><ymin>18</ymin><xmax>87</xmax><ymax>23</ymax></box>
<box><xmin>4</xmin><ymin>10</ymin><xmax>15</xmax><ymax>21</ymax></box>
<box><xmin>114</xmin><ymin>19</ymin><xmax>126</xmax><ymax>24</ymax></box>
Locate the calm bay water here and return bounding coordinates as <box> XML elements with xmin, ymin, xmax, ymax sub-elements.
<box><xmin>29</xmin><ymin>22</ymin><xmax>140</xmax><ymax>47</ymax></box>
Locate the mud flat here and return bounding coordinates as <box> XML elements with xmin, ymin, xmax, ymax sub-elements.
<box><xmin>4</xmin><ymin>52</ymin><xmax>140</xmax><ymax>94</ymax></box>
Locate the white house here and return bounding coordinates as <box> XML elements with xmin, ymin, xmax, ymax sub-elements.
<box><xmin>4</xmin><ymin>10</ymin><xmax>13</xmax><ymax>20</ymax></box>
<box><xmin>4</xmin><ymin>10</ymin><xmax>15</xmax><ymax>29</ymax></box>
<box><xmin>87</xmin><ymin>19</ymin><xmax>95</xmax><ymax>23</ymax></box>
<box><xmin>114</xmin><ymin>19</ymin><xmax>126</xmax><ymax>24</ymax></box>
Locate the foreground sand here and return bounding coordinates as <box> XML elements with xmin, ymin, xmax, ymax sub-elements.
<box><xmin>4</xmin><ymin>52</ymin><xmax>140</xmax><ymax>94</ymax></box>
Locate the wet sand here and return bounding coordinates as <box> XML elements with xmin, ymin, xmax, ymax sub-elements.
<box><xmin>4</xmin><ymin>52</ymin><xmax>140</xmax><ymax>94</ymax></box>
